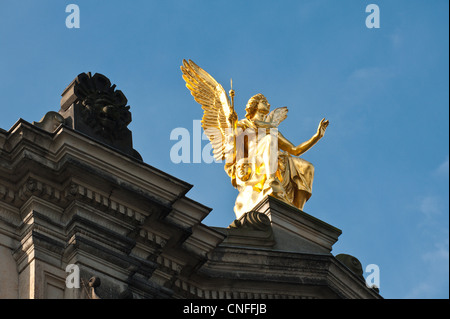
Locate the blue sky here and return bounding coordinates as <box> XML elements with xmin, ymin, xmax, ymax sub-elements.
<box><xmin>0</xmin><ymin>0</ymin><xmax>448</xmax><ymax>299</ymax></box>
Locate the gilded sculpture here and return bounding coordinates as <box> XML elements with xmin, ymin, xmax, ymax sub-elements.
<box><xmin>181</xmin><ymin>60</ymin><xmax>329</xmax><ymax>219</ymax></box>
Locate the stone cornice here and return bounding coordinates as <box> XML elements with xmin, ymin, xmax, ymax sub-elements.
<box><xmin>0</xmin><ymin>119</ymin><xmax>228</xmax><ymax>298</ymax></box>
<box><xmin>0</xmin><ymin>114</ymin><xmax>381</xmax><ymax>299</ymax></box>
<box><xmin>1</xmin><ymin>120</ymin><xmax>193</xmax><ymax>206</ymax></box>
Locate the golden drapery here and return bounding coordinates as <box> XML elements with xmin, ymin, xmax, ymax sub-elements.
<box><xmin>225</xmin><ymin>121</ymin><xmax>314</xmax><ymax>219</ymax></box>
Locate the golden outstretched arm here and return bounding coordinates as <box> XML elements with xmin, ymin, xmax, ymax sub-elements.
<box><xmin>278</xmin><ymin>118</ymin><xmax>329</xmax><ymax>156</ymax></box>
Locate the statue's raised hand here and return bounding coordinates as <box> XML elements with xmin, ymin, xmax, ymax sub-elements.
<box><xmin>317</xmin><ymin>118</ymin><xmax>329</xmax><ymax>138</ymax></box>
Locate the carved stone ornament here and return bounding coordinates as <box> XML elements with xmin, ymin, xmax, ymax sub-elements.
<box><xmin>87</xmin><ymin>276</ymin><xmax>101</xmax><ymax>299</ymax></box>
<box><xmin>33</xmin><ymin>111</ymin><xmax>65</xmax><ymax>132</ymax></box>
<box><xmin>73</xmin><ymin>72</ymin><xmax>132</xmax><ymax>141</ymax></box>
<box><xmin>229</xmin><ymin>211</ymin><xmax>272</xmax><ymax>231</ymax></box>
<box><xmin>335</xmin><ymin>254</ymin><xmax>364</xmax><ymax>279</ymax></box>
<box><xmin>53</xmin><ymin>72</ymin><xmax>142</xmax><ymax>160</ymax></box>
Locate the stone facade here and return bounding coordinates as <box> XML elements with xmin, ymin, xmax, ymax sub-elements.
<box><xmin>0</xmin><ymin>73</ymin><xmax>381</xmax><ymax>299</ymax></box>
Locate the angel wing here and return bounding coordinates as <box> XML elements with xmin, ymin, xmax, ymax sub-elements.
<box><xmin>264</xmin><ymin>106</ymin><xmax>288</xmax><ymax>127</ymax></box>
<box><xmin>181</xmin><ymin>59</ymin><xmax>237</xmax><ymax>161</ymax></box>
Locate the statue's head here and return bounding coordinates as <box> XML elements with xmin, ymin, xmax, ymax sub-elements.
<box><xmin>245</xmin><ymin>93</ymin><xmax>270</xmax><ymax>120</ymax></box>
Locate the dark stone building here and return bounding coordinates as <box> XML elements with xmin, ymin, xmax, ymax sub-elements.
<box><xmin>0</xmin><ymin>73</ymin><xmax>381</xmax><ymax>299</ymax></box>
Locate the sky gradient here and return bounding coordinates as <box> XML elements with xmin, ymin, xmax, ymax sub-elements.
<box><xmin>0</xmin><ymin>0</ymin><xmax>448</xmax><ymax>299</ymax></box>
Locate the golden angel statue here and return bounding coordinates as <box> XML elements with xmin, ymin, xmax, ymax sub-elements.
<box><xmin>181</xmin><ymin>59</ymin><xmax>329</xmax><ymax>219</ymax></box>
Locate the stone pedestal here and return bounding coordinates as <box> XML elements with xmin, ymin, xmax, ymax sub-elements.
<box><xmin>252</xmin><ymin>196</ymin><xmax>342</xmax><ymax>254</ymax></box>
